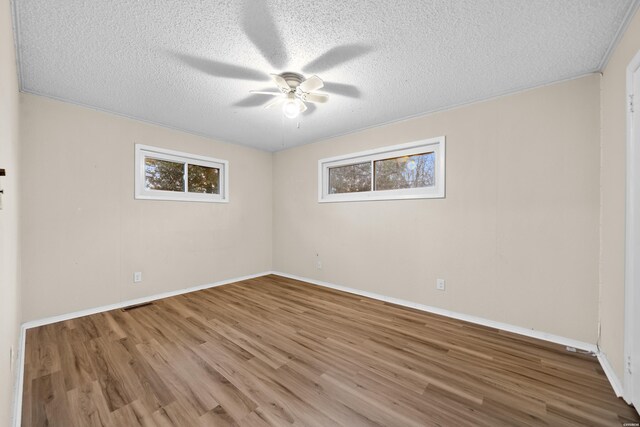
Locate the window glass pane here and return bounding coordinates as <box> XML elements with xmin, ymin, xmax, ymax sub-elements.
<box><xmin>374</xmin><ymin>152</ymin><xmax>435</xmax><ymax>191</ymax></box>
<box><xmin>188</xmin><ymin>164</ymin><xmax>220</xmax><ymax>194</ymax></box>
<box><xmin>329</xmin><ymin>162</ymin><xmax>372</xmax><ymax>194</ymax></box>
<box><xmin>144</xmin><ymin>157</ymin><xmax>185</xmax><ymax>192</ymax></box>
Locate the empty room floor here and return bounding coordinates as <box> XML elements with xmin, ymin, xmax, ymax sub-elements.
<box><xmin>21</xmin><ymin>275</ymin><xmax>640</xmax><ymax>426</ymax></box>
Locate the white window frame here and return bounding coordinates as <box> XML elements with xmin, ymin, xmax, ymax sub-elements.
<box><xmin>318</xmin><ymin>136</ymin><xmax>445</xmax><ymax>203</ymax></box>
<box><xmin>135</xmin><ymin>144</ymin><xmax>229</xmax><ymax>203</ymax></box>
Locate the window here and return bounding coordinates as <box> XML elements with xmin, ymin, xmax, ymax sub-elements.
<box><xmin>318</xmin><ymin>137</ymin><xmax>445</xmax><ymax>202</ymax></box>
<box><xmin>135</xmin><ymin>144</ymin><xmax>228</xmax><ymax>202</ymax></box>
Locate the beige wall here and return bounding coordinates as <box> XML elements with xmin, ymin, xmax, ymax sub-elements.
<box><xmin>20</xmin><ymin>94</ymin><xmax>272</xmax><ymax>322</ymax></box>
<box><xmin>0</xmin><ymin>0</ymin><xmax>21</xmax><ymax>424</ymax></box>
<box><xmin>274</xmin><ymin>75</ymin><xmax>601</xmax><ymax>344</ymax></box>
<box><xmin>599</xmin><ymin>8</ymin><xmax>640</xmax><ymax>381</ymax></box>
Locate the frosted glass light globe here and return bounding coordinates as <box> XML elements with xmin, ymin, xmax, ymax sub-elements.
<box><xmin>283</xmin><ymin>100</ymin><xmax>300</xmax><ymax>119</ymax></box>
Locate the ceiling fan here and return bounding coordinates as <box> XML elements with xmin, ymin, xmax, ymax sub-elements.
<box><xmin>172</xmin><ymin>1</ymin><xmax>372</xmax><ymax>119</ymax></box>
<box><xmin>249</xmin><ymin>72</ymin><xmax>329</xmax><ymax>119</ymax></box>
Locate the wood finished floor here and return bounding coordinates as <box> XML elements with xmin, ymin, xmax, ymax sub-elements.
<box><xmin>22</xmin><ymin>275</ymin><xmax>639</xmax><ymax>427</ymax></box>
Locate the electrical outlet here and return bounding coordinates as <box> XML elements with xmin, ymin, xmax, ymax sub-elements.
<box><xmin>316</xmin><ymin>260</ymin><xmax>322</xmax><ymax>269</ymax></box>
<box><xmin>436</xmin><ymin>279</ymin><xmax>445</xmax><ymax>291</ymax></box>
<box><xmin>133</xmin><ymin>272</ymin><xmax>142</xmax><ymax>283</ymax></box>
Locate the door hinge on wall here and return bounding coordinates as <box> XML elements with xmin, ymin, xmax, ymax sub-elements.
<box><xmin>631</xmin><ymin>94</ymin><xmax>635</xmax><ymax>113</ymax></box>
<box><xmin>627</xmin><ymin>355</ymin><xmax>633</xmax><ymax>374</ymax></box>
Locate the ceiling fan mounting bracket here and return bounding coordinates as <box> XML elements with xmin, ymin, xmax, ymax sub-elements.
<box><xmin>278</xmin><ymin>72</ymin><xmax>304</xmax><ymax>89</ymax></box>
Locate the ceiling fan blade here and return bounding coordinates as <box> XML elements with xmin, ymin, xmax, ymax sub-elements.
<box><xmin>304</xmin><ymin>93</ymin><xmax>329</xmax><ymax>104</ymax></box>
<box><xmin>299</xmin><ymin>75</ymin><xmax>324</xmax><ymax>93</ymax></box>
<box><xmin>249</xmin><ymin>90</ymin><xmax>281</xmax><ymax>96</ymax></box>
<box><xmin>271</xmin><ymin>74</ymin><xmax>291</xmax><ymax>93</ymax></box>
<box><xmin>265</xmin><ymin>97</ymin><xmax>286</xmax><ymax>109</ymax></box>
<box><xmin>295</xmin><ymin>99</ymin><xmax>308</xmax><ymax>113</ymax></box>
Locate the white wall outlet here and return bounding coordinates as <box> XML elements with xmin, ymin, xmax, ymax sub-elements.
<box><xmin>316</xmin><ymin>260</ymin><xmax>322</xmax><ymax>269</ymax></box>
<box><xmin>436</xmin><ymin>279</ymin><xmax>446</xmax><ymax>291</ymax></box>
<box><xmin>133</xmin><ymin>272</ymin><xmax>142</xmax><ymax>283</ymax></box>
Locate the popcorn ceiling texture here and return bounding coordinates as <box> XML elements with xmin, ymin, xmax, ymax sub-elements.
<box><xmin>13</xmin><ymin>0</ymin><xmax>637</xmax><ymax>151</ymax></box>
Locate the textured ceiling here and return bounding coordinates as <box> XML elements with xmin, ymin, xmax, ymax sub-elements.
<box><xmin>13</xmin><ymin>0</ymin><xmax>639</xmax><ymax>151</ymax></box>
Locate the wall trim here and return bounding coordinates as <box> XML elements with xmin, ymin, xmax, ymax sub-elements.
<box><xmin>19</xmin><ymin>75</ymin><xmax>599</xmax><ymax>154</ymax></box>
<box><xmin>598</xmin><ymin>0</ymin><xmax>640</xmax><ymax>71</ymax></box>
<box><xmin>271</xmin><ymin>271</ymin><xmax>598</xmax><ymax>353</ymax></box>
<box><xmin>597</xmin><ymin>350</ymin><xmax>626</xmax><ymax>400</ymax></box>
<box><xmin>624</xmin><ymin>46</ymin><xmax>640</xmax><ymax>408</ymax></box>
<box><xmin>272</xmin><ymin>272</ymin><xmax>636</xmax><ymax>399</ymax></box>
<box><xmin>21</xmin><ymin>271</ymin><xmax>271</xmax><ymax>330</ymax></box>
<box><xmin>12</xmin><ymin>271</ymin><xmax>272</xmax><ymax>427</ymax></box>
<box><xmin>12</xmin><ymin>326</ymin><xmax>26</xmax><ymax>427</ymax></box>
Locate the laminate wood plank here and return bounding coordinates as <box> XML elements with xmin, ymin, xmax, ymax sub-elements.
<box><xmin>22</xmin><ymin>274</ymin><xmax>640</xmax><ymax>426</ymax></box>
<box><xmin>198</xmin><ymin>404</ymin><xmax>239</xmax><ymax>427</ymax></box>
<box><xmin>66</xmin><ymin>381</ymin><xmax>113</xmax><ymax>427</ymax></box>
<box><xmin>108</xmin><ymin>310</ymin><xmax>154</xmax><ymax>345</ymax></box>
<box><xmin>352</xmin><ymin>366</ymin><xmax>497</xmax><ymax>426</ymax></box>
<box><xmin>319</xmin><ymin>371</ymin><xmax>433</xmax><ymax>427</ymax></box>
<box><xmin>151</xmin><ymin>400</ymin><xmax>199</xmax><ymax>427</ymax></box>
<box><xmin>30</xmin><ymin>374</ymin><xmax>52</xmax><ymax>427</ymax></box>
<box><xmin>84</xmin><ymin>337</ymin><xmax>137</xmax><ymax>412</ymax></box>
<box><xmin>191</xmin><ymin>342</ymin><xmax>299</xmax><ymax>425</ymax></box>
<box><xmin>237</xmin><ymin>409</ymin><xmax>279</xmax><ymax>427</ymax></box>
<box><xmin>100</xmin><ymin>312</ymin><xmax>128</xmax><ymax>341</ymax></box>
<box><xmin>26</xmin><ymin>325</ymin><xmax>61</xmax><ymax>380</ymax></box>
<box><xmin>135</xmin><ymin>339</ymin><xmax>221</xmax><ymax>417</ymax></box>
<box><xmin>178</xmin><ymin>346</ymin><xmax>258</xmax><ymax>421</ymax></box>
<box><xmin>243</xmin><ymin>357</ymin><xmax>346</xmax><ymax>427</ymax></box>
<box><xmin>57</xmin><ymin>327</ymin><xmax>97</xmax><ymax>392</ymax></box>
<box><xmin>277</xmin><ymin>360</ymin><xmax>386</xmax><ymax>427</ymax></box>
<box><xmin>109</xmin><ymin>400</ymin><xmax>149</xmax><ymax>427</ymax></box>
<box><xmin>208</xmin><ymin>320</ymin><xmax>291</xmax><ymax>370</ymax></box>
<box><xmin>44</xmin><ymin>370</ymin><xmax>75</xmax><ymax>427</ymax></box>
<box><xmin>119</xmin><ymin>337</ymin><xmax>176</xmax><ymax>409</ymax></box>
<box><xmin>71</xmin><ymin>317</ymin><xmax>101</xmax><ymax>342</ymax></box>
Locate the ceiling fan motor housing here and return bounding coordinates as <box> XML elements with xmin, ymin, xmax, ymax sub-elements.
<box><xmin>279</xmin><ymin>72</ymin><xmax>304</xmax><ymax>90</ymax></box>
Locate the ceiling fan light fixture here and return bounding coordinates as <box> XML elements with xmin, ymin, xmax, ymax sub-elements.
<box><xmin>253</xmin><ymin>72</ymin><xmax>327</xmax><ymax>119</ymax></box>
<box><xmin>283</xmin><ymin>98</ymin><xmax>301</xmax><ymax>119</ymax></box>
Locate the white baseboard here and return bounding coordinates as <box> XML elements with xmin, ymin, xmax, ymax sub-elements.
<box><xmin>21</xmin><ymin>271</ymin><xmax>272</xmax><ymax>330</ymax></box>
<box><xmin>272</xmin><ymin>271</ymin><xmax>599</xmax><ymax>353</ymax></box>
<box><xmin>13</xmin><ymin>271</ymin><xmax>272</xmax><ymax>427</ymax></box>
<box><xmin>12</xmin><ymin>326</ymin><xmax>26</xmax><ymax>427</ymax></box>
<box><xmin>272</xmin><ymin>272</ymin><xmax>635</xmax><ymax>403</ymax></box>
<box><xmin>597</xmin><ymin>351</ymin><xmax>627</xmax><ymax>401</ymax></box>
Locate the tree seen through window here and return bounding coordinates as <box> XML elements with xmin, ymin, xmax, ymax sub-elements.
<box><xmin>374</xmin><ymin>152</ymin><xmax>435</xmax><ymax>191</ymax></box>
